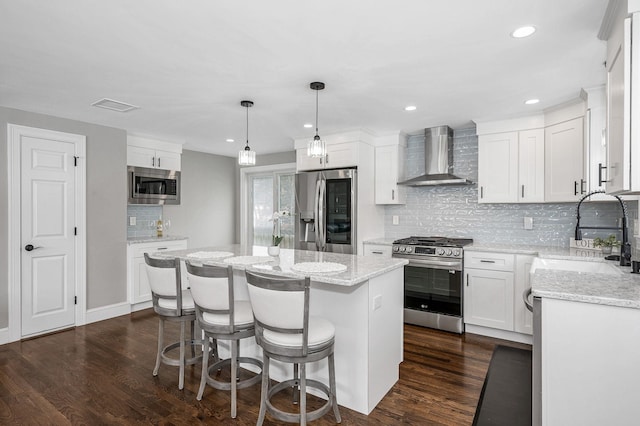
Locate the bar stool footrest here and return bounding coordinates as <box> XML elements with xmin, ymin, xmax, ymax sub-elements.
<box><xmin>265</xmin><ymin>378</ymin><xmax>334</xmax><ymax>423</ymax></box>
<box><xmin>205</xmin><ymin>357</ymin><xmax>263</xmax><ymax>391</ymax></box>
<box><xmin>160</xmin><ymin>339</ymin><xmax>203</xmax><ymax>367</ymax></box>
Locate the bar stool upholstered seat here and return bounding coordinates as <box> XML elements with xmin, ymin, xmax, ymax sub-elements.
<box><xmin>245</xmin><ymin>270</ymin><xmax>341</xmax><ymax>426</ymax></box>
<box><xmin>186</xmin><ymin>262</ymin><xmax>262</xmax><ymax>419</ymax></box>
<box><xmin>144</xmin><ymin>253</ymin><xmax>202</xmax><ymax>390</ymax></box>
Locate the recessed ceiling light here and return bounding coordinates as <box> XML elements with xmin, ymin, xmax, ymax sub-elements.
<box><xmin>304</xmin><ymin>123</ymin><xmax>313</xmax><ymax>128</ymax></box>
<box><xmin>91</xmin><ymin>98</ymin><xmax>139</xmax><ymax>112</ymax></box>
<box><xmin>404</xmin><ymin>105</ymin><xmax>417</xmax><ymax>111</ymax></box>
<box><xmin>525</xmin><ymin>99</ymin><xmax>540</xmax><ymax>105</ymax></box>
<box><xmin>226</xmin><ymin>138</ymin><xmax>235</xmax><ymax>143</ymax></box>
<box><xmin>511</xmin><ymin>26</ymin><xmax>536</xmax><ymax>38</ymax></box>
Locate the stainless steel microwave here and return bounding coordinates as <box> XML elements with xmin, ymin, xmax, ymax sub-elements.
<box><xmin>128</xmin><ymin>166</ymin><xmax>181</xmax><ymax>205</ymax></box>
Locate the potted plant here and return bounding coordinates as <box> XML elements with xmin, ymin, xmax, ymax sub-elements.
<box><xmin>593</xmin><ymin>234</ymin><xmax>621</xmax><ymax>255</ymax></box>
<box><xmin>268</xmin><ymin>209</ymin><xmax>290</xmax><ymax>256</ymax></box>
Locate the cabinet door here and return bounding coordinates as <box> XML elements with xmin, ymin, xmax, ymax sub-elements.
<box><xmin>375</xmin><ymin>145</ymin><xmax>406</xmax><ymax>204</ymax></box>
<box><xmin>362</xmin><ymin>243</ymin><xmax>392</xmax><ymax>257</ymax></box>
<box><xmin>478</xmin><ymin>132</ymin><xmax>518</xmax><ymax>203</ymax></box>
<box><xmin>296</xmin><ymin>148</ymin><xmax>324</xmax><ymax>171</ymax></box>
<box><xmin>544</xmin><ymin>117</ymin><xmax>585</xmax><ymax>202</ymax></box>
<box><xmin>132</xmin><ymin>255</ymin><xmax>152</xmax><ymax>303</ymax></box>
<box><xmin>325</xmin><ymin>142</ymin><xmax>358</xmax><ymax>169</ymax></box>
<box><xmin>518</xmin><ymin>129</ymin><xmax>545</xmax><ymax>202</ymax></box>
<box><xmin>514</xmin><ymin>255</ymin><xmax>534</xmax><ymax>335</ymax></box>
<box><xmin>127</xmin><ymin>145</ymin><xmax>156</xmax><ymax>169</ymax></box>
<box><xmin>155</xmin><ymin>150</ymin><xmax>181</xmax><ymax>171</ymax></box>
<box><xmin>464</xmin><ymin>268</ymin><xmax>514</xmax><ymax>331</ymax></box>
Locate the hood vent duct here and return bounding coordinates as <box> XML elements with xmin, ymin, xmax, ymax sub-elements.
<box><xmin>398</xmin><ymin>126</ymin><xmax>473</xmax><ymax>186</ymax></box>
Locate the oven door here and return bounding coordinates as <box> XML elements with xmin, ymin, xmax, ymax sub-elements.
<box><xmin>403</xmin><ymin>259</ymin><xmax>463</xmax><ymax>317</ymax></box>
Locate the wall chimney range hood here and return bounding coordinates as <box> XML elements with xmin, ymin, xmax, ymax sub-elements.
<box><xmin>398</xmin><ymin>126</ymin><xmax>472</xmax><ymax>186</ymax></box>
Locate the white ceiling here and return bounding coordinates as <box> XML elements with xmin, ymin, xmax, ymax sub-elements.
<box><xmin>0</xmin><ymin>0</ymin><xmax>609</xmax><ymax>158</ymax></box>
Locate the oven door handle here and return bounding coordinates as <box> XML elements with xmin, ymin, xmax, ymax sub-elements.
<box><xmin>403</xmin><ymin>258</ymin><xmax>462</xmax><ymax>270</ymax></box>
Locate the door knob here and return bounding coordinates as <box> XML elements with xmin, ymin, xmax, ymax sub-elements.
<box><xmin>24</xmin><ymin>244</ymin><xmax>40</xmax><ymax>251</ymax></box>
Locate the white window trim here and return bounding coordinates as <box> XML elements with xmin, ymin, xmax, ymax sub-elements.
<box><xmin>240</xmin><ymin>163</ymin><xmax>295</xmax><ymax>247</ymax></box>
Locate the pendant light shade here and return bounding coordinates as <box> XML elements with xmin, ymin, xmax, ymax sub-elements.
<box><xmin>308</xmin><ymin>82</ymin><xmax>326</xmax><ymax>158</ymax></box>
<box><xmin>238</xmin><ymin>100</ymin><xmax>256</xmax><ymax>166</ymax></box>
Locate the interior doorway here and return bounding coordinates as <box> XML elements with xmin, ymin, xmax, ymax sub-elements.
<box><xmin>7</xmin><ymin>124</ymin><xmax>87</xmax><ymax>341</ymax></box>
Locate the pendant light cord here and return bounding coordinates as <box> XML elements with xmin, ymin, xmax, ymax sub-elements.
<box><xmin>315</xmin><ymin>88</ymin><xmax>319</xmax><ymax>136</ymax></box>
<box><xmin>245</xmin><ymin>103</ymin><xmax>249</xmax><ymax>148</ymax></box>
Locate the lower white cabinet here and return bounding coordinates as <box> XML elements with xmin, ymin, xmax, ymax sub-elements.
<box><xmin>464</xmin><ymin>250</ymin><xmax>533</xmax><ymax>339</ymax></box>
<box><xmin>362</xmin><ymin>242</ymin><xmax>392</xmax><ymax>257</ymax></box>
<box><xmin>127</xmin><ymin>239</ymin><xmax>188</xmax><ymax>310</ymax></box>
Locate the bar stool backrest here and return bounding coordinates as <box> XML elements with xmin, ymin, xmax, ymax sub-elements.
<box><xmin>144</xmin><ymin>253</ymin><xmax>183</xmax><ymax>316</ymax></box>
<box><xmin>245</xmin><ymin>270</ymin><xmax>310</xmax><ymax>356</ymax></box>
<box><xmin>186</xmin><ymin>262</ymin><xmax>236</xmax><ymax>332</ymax></box>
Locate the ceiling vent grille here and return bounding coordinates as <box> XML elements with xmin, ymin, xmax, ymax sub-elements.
<box><xmin>91</xmin><ymin>98</ymin><xmax>140</xmax><ymax>112</ymax></box>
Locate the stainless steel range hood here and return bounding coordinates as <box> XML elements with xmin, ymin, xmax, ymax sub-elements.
<box><xmin>398</xmin><ymin>126</ymin><xmax>473</xmax><ymax>186</ymax></box>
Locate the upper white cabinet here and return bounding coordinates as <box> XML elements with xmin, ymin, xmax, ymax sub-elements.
<box><xmin>476</xmin><ymin>117</ymin><xmax>545</xmax><ymax>203</ymax></box>
<box><xmin>544</xmin><ymin>116</ymin><xmax>585</xmax><ymax>202</ymax></box>
<box><xmin>295</xmin><ymin>142</ymin><xmax>359</xmax><ymax>171</ymax></box>
<box><xmin>127</xmin><ymin>135</ymin><xmax>182</xmax><ymax>171</ymax></box>
<box><xmin>583</xmin><ymin>86</ymin><xmax>609</xmax><ymax>196</ymax></box>
<box><xmin>374</xmin><ymin>133</ymin><xmax>407</xmax><ymax>205</ymax></box>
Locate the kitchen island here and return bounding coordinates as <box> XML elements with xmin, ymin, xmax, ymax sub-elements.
<box><xmin>155</xmin><ymin>245</ymin><xmax>408</xmax><ymax>415</ymax></box>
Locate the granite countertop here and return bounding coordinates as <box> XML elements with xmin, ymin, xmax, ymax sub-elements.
<box><xmin>363</xmin><ymin>238</ymin><xmax>396</xmax><ymax>246</ymax></box>
<box><xmin>127</xmin><ymin>235</ymin><xmax>188</xmax><ymax>245</ymax></box>
<box><xmin>153</xmin><ymin>245</ymin><xmax>408</xmax><ymax>287</ymax></box>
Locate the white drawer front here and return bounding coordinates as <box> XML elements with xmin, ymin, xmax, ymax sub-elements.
<box><xmin>131</xmin><ymin>240</ymin><xmax>187</xmax><ymax>258</ymax></box>
<box><xmin>363</xmin><ymin>244</ymin><xmax>392</xmax><ymax>257</ymax></box>
<box><xmin>464</xmin><ymin>251</ymin><xmax>514</xmax><ymax>271</ymax></box>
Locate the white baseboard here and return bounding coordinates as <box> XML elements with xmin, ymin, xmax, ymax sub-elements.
<box><xmin>0</xmin><ymin>327</ymin><xmax>8</xmax><ymax>345</ymax></box>
<box><xmin>131</xmin><ymin>301</ymin><xmax>152</xmax><ymax>312</ymax></box>
<box><xmin>85</xmin><ymin>302</ymin><xmax>131</xmax><ymax>325</ymax></box>
<box><xmin>465</xmin><ymin>324</ymin><xmax>533</xmax><ymax>345</ymax></box>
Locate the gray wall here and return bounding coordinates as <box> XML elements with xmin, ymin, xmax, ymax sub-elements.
<box><xmin>163</xmin><ymin>149</ymin><xmax>237</xmax><ymax>247</ymax></box>
<box><xmin>0</xmin><ymin>106</ymin><xmax>127</xmax><ymax>329</ymax></box>
<box><xmin>385</xmin><ymin>127</ymin><xmax>638</xmax><ymax>248</ymax></box>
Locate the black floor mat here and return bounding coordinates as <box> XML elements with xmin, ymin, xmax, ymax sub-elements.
<box><xmin>472</xmin><ymin>345</ymin><xmax>532</xmax><ymax>426</ymax></box>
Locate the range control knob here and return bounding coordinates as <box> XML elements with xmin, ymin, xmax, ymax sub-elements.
<box><xmin>453</xmin><ymin>249</ymin><xmax>461</xmax><ymax>257</ymax></box>
<box><xmin>436</xmin><ymin>248</ymin><xmax>445</xmax><ymax>255</ymax></box>
<box><xmin>446</xmin><ymin>249</ymin><xmax>453</xmax><ymax>256</ymax></box>
<box><xmin>400</xmin><ymin>246</ymin><xmax>406</xmax><ymax>252</ymax></box>
<box><xmin>392</xmin><ymin>246</ymin><xmax>399</xmax><ymax>252</ymax></box>
<box><xmin>406</xmin><ymin>246</ymin><xmax>413</xmax><ymax>253</ymax></box>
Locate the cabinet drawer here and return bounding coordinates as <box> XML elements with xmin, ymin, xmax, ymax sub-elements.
<box><xmin>131</xmin><ymin>240</ymin><xmax>188</xmax><ymax>258</ymax></box>
<box><xmin>464</xmin><ymin>251</ymin><xmax>514</xmax><ymax>271</ymax></box>
<box><xmin>363</xmin><ymin>244</ymin><xmax>392</xmax><ymax>257</ymax></box>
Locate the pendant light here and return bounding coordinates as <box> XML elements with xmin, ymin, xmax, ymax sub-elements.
<box><xmin>238</xmin><ymin>100</ymin><xmax>256</xmax><ymax>166</ymax></box>
<box><xmin>308</xmin><ymin>82</ymin><xmax>326</xmax><ymax>158</ymax></box>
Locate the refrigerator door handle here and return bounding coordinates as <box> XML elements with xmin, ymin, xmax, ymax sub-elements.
<box><xmin>314</xmin><ymin>177</ymin><xmax>322</xmax><ymax>251</ymax></box>
<box><xmin>320</xmin><ymin>178</ymin><xmax>327</xmax><ymax>251</ymax></box>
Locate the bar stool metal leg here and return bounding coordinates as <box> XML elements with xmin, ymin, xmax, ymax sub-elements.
<box><xmin>153</xmin><ymin>318</ymin><xmax>164</xmax><ymax>376</ymax></box>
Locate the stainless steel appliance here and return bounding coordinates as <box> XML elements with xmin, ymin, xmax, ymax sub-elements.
<box><xmin>392</xmin><ymin>236</ymin><xmax>473</xmax><ymax>334</ymax></box>
<box><xmin>524</xmin><ymin>288</ymin><xmax>541</xmax><ymax>426</ymax></box>
<box><xmin>294</xmin><ymin>168</ymin><xmax>357</xmax><ymax>254</ymax></box>
<box><xmin>128</xmin><ymin>166</ymin><xmax>181</xmax><ymax>205</ymax></box>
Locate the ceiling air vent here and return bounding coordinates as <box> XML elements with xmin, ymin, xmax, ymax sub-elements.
<box><xmin>91</xmin><ymin>98</ymin><xmax>140</xmax><ymax>112</ymax></box>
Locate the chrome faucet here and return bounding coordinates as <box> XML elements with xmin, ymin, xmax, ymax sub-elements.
<box><xmin>574</xmin><ymin>190</ymin><xmax>631</xmax><ymax>266</ymax></box>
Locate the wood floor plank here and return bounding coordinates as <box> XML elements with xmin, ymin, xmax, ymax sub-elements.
<box><xmin>0</xmin><ymin>310</ymin><xmax>531</xmax><ymax>425</ymax></box>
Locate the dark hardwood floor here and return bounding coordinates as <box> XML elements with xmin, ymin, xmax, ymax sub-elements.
<box><xmin>0</xmin><ymin>310</ymin><xmax>530</xmax><ymax>425</ymax></box>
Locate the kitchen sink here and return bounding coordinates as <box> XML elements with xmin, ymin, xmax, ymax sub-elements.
<box><xmin>530</xmin><ymin>257</ymin><xmax>622</xmax><ymax>275</ymax></box>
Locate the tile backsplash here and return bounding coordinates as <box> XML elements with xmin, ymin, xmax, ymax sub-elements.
<box><xmin>384</xmin><ymin>127</ymin><xmax>638</xmax><ymax>249</ymax></box>
<box><xmin>127</xmin><ymin>205</ymin><xmax>162</xmax><ymax>238</ymax></box>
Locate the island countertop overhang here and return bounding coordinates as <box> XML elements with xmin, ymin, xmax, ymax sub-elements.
<box><xmin>152</xmin><ymin>245</ymin><xmax>408</xmax><ymax>287</ymax></box>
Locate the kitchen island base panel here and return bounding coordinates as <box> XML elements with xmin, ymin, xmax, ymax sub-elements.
<box><xmin>214</xmin><ymin>267</ymin><xmax>404</xmax><ymax>415</ymax></box>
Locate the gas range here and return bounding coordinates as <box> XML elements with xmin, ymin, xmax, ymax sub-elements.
<box><xmin>392</xmin><ymin>236</ymin><xmax>473</xmax><ymax>259</ymax></box>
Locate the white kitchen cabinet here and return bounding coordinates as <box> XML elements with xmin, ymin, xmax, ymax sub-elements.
<box><xmin>127</xmin><ymin>239</ymin><xmax>188</xmax><ymax>310</ymax></box>
<box><xmin>127</xmin><ymin>135</ymin><xmax>182</xmax><ymax>171</ymax></box>
<box><xmin>584</xmin><ymin>86</ymin><xmax>609</xmax><ymax>195</ymax></box>
<box><xmin>544</xmin><ymin>116</ymin><xmax>585</xmax><ymax>202</ymax></box>
<box><xmin>541</xmin><ymin>297</ymin><xmax>640</xmax><ymax>425</ymax></box>
<box><xmin>514</xmin><ymin>254</ymin><xmax>534</xmax><ymax>335</ymax></box>
<box><xmin>374</xmin><ymin>134</ymin><xmax>406</xmax><ymax>205</ymax></box>
<box><xmin>296</xmin><ymin>142</ymin><xmax>359</xmax><ymax>172</ymax></box>
<box><xmin>362</xmin><ymin>242</ymin><xmax>392</xmax><ymax>257</ymax></box>
<box><xmin>464</xmin><ymin>252</ymin><xmax>515</xmax><ymax>331</ymax></box>
<box><xmin>477</xmin><ymin>128</ymin><xmax>544</xmax><ymax>203</ymax></box>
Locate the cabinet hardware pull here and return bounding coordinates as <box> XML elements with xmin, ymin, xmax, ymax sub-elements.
<box><xmin>598</xmin><ymin>163</ymin><xmax>608</xmax><ymax>185</ymax></box>
<box><xmin>466</xmin><ymin>273</ymin><xmax>469</xmax><ymax>286</ymax></box>
<box><xmin>580</xmin><ymin>179</ymin><xmax>586</xmax><ymax>194</ymax></box>
<box><xmin>480</xmin><ymin>260</ymin><xmax>495</xmax><ymax>263</ymax></box>
<box><xmin>521</xmin><ymin>185</ymin><xmax>525</xmax><ymax>198</ymax></box>
<box><xmin>157</xmin><ymin>247</ymin><xmax>168</xmax><ymax>250</ymax></box>
<box><xmin>574</xmin><ymin>180</ymin><xmax>578</xmax><ymax>196</ymax></box>
<box><xmin>158</xmin><ymin>157</ymin><xmax>161</xmax><ymax>168</ymax></box>
<box><xmin>325</xmin><ymin>154</ymin><xmax>329</xmax><ymax>164</ymax></box>
<box><xmin>480</xmin><ymin>186</ymin><xmax>484</xmax><ymax>199</ymax></box>
<box><xmin>372</xmin><ymin>251</ymin><xmax>383</xmax><ymax>254</ymax></box>
<box><xmin>392</xmin><ymin>189</ymin><xmax>395</xmax><ymax>200</ymax></box>
<box><xmin>152</xmin><ymin>157</ymin><xmax>155</xmax><ymax>167</ymax></box>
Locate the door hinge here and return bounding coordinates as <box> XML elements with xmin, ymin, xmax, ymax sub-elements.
<box><xmin>74</xmin><ymin>156</ymin><xmax>78</xmax><ymax>167</ymax></box>
<box><xmin>74</xmin><ymin>227</ymin><xmax>77</xmax><ymax>236</ymax></box>
<box><xmin>74</xmin><ymin>296</ymin><xmax>77</xmax><ymax>305</ymax></box>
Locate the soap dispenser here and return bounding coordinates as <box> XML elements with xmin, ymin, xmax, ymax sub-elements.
<box><xmin>156</xmin><ymin>217</ymin><xmax>163</xmax><ymax>238</ymax></box>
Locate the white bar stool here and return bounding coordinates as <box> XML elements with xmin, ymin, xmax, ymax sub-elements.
<box><xmin>186</xmin><ymin>261</ymin><xmax>262</xmax><ymax>419</ymax></box>
<box><xmin>144</xmin><ymin>253</ymin><xmax>202</xmax><ymax>390</ymax></box>
<box><xmin>245</xmin><ymin>269</ymin><xmax>341</xmax><ymax>426</ymax></box>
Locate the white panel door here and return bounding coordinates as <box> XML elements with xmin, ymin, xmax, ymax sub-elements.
<box><xmin>464</xmin><ymin>268</ymin><xmax>514</xmax><ymax>331</ymax></box>
<box><xmin>544</xmin><ymin>117</ymin><xmax>585</xmax><ymax>202</ymax></box>
<box><xmin>518</xmin><ymin>129</ymin><xmax>545</xmax><ymax>202</ymax></box>
<box><xmin>478</xmin><ymin>132</ymin><xmax>518</xmax><ymax>203</ymax></box>
<box><xmin>21</xmin><ymin>136</ymin><xmax>76</xmax><ymax>336</ymax></box>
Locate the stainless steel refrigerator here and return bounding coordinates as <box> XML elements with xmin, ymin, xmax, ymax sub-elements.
<box><xmin>294</xmin><ymin>168</ymin><xmax>357</xmax><ymax>254</ymax></box>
